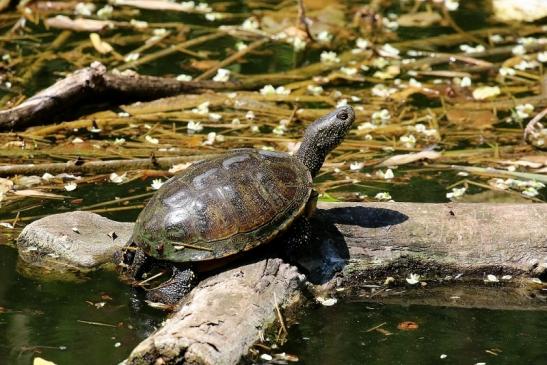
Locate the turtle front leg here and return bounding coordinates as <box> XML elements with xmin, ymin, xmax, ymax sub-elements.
<box><xmin>145</xmin><ymin>266</ymin><xmax>197</xmax><ymax>305</ymax></box>
<box><xmin>116</xmin><ymin>242</ymin><xmax>151</xmax><ymax>281</ymax></box>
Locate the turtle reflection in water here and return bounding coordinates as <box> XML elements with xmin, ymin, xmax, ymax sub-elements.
<box><xmin>117</xmin><ymin>106</ymin><xmax>355</xmax><ymax>304</ymax></box>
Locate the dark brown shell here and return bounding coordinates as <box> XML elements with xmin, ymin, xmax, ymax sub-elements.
<box><xmin>132</xmin><ymin>149</ymin><xmax>312</xmax><ymax>263</ymax></box>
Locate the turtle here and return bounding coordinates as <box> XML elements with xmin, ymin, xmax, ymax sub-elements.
<box><xmin>118</xmin><ymin>106</ymin><xmax>355</xmax><ymax>304</ymax></box>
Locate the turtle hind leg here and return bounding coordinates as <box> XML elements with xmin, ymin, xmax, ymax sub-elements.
<box><xmin>282</xmin><ymin>216</ymin><xmax>313</xmax><ymax>261</ymax></box>
<box><xmin>145</xmin><ymin>266</ymin><xmax>197</xmax><ymax>305</ymax></box>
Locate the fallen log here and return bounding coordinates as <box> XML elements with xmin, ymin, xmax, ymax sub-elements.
<box><xmin>0</xmin><ymin>154</ymin><xmax>218</xmax><ymax>177</ymax></box>
<box><xmin>124</xmin><ymin>202</ymin><xmax>546</xmax><ymax>365</ymax></box>
<box><xmin>14</xmin><ymin>202</ymin><xmax>547</xmax><ymax>364</ymax></box>
<box><xmin>0</xmin><ymin>62</ymin><xmax>238</xmax><ymax>130</ymax></box>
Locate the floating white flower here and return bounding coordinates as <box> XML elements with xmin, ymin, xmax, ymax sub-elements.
<box><xmin>350</xmin><ymin>162</ymin><xmax>364</xmax><ymax>171</ymax></box>
<box><xmin>446</xmin><ymin>187</ymin><xmax>466</xmax><ymax>200</ymax></box>
<box><xmin>42</xmin><ymin>173</ymin><xmax>54</xmax><ymax>181</ymax></box>
<box><xmin>213</xmin><ymin>68</ymin><xmax>230</xmax><ymax>82</ymax></box>
<box><xmin>97</xmin><ymin>5</ymin><xmax>113</xmax><ymax>19</ymax></box>
<box><xmin>485</xmin><ymin>274</ymin><xmax>499</xmax><ymax>282</ymax></box>
<box><xmin>241</xmin><ymin>17</ymin><xmax>259</xmax><ymax>31</ymax></box>
<box><xmin>406</xmin><ymin>273</ymin><xmax>421</xmax><ymax>285</ymax></box>
<box><xmin>235</xmin><ymin>42</ymin><xmax>247</xmax><ymax>51</ymax></box>
<box><xmin>118</xmin><ymin>112</ymin><xmax>130</xmax><ymax>117</ymax></box>
<box><xmin>64</xmin><ymin>182</ymin><xmax>77</xmax><ymax>191</ymax></box>
<box><xmin>379</xmin><ymin>43</ymin><xmax>400</xmax><ymax>58</ymax></box>
<box><xmin>340</xmin><ymin>67</ymin><xmax>358</xmax><ymax>76</ymax></box>
<box><xmin>336</xmin><ymin>99</ymin><xmax>348</xmax><ymax>108</ymax></box>
<box><xmin>208</xmin><ymin>112</ymin><xmax>222</xmax><ymax>121</ymax></box>
<box><xmin>72</xmin><ymin>137</ymin><xmax>84</xmax><ymax>144</ymax></box>
<box><xmin>317</xmin><ymin>31</ymin><xmax>332</xmax><ymax>42</ymax></box>
<box><xmin>75</xmin><ymin>2</ymin><xmax>96</xmax><ymax>16</ymax></box>
<box><xmin>153</xmin><ymin>28</ymin><xmax>167</xmax><ymax>37</ymax></box>
<box><xmin>375</xmin><ymin>192</ymin><xmax>392</xmax><ymax>200</ymax></box>
<box><xmin>522</xmin><ymin>187</ymin><xmax>539</xmax><ymax>197</ymax></box>
<box><xmin>176</xmin><ymin>74</ymin><xmax>193</xmax><ymax>81</ymax></box>
<box><xmin>472</xmin><ymin>86</ymin><xmax>501</xmax><ymax>100</ymax></box>
<box><xmin>151</xmin><ymin>179</ymin><xmax>164</xmax><ymax>190</ymax></box>
<box><xmin>444</xmin><ymin>0</ymin><xmax>459</xmax><ymax>11</ymax></box>
<box><xmin>538</xmin><ymin>51</ymin><xmax>547</xmax><ymax>63</ymax></box>
<box><xmin>409</xmin><ymin>78</ymin><xmax>422</xmax><ymax>88</ymax></box>
<box><xmin>307</xmin><ymin>85</ymin><xmax>323</xmax><ymax>95</ymax></box>
<box><xmin>514</xmin><ymin>60</ymin><xmax>539</xmax><ymax>70</ymax></box>
<box><xmin>124</xmin><ymin>53</ymin><xmax>140</xmax><ymax>62</ymax></box>
<box><xmin>499</xmin><ymin>67</ymin><xmax>516</xmax><ymax>76</ymax></box>
<box><xmin>515</xmin><ymin>104</ymin><xmax>534</xmax><ymax>119</ymax></box>
<box><xmin>371</xmin><ymin>84</ymin><xmax>397</xmax><ymax>97</ymax></box>
<box><xmin>186</xmin><ymin>121</ymin><xmax>202</xmax><ymax>132</ymax></box>
<box><xmin>145</xmin><ymin>135</ymin><xmax>159</xmax><ymax>144</ymax></box>
<box><xmin>489</xmin><ymin>34</ymin><xmax>504</xmax><ymax>43</ymax></box>
<box><xmin>245</xmin><ymin>111</ymin><xmax>255</xmax><ymax>120</ymax></box>
<box><xmin>202</xmin><ymin>132</ymin><xmax>217</xmax><ymax>145</ymax></box>
<box><xmin>320</xmin><ymin>51</ymin><xmax>340</xmax><ymax>64</ymax></box>
<box><xmin>459</xmin><ymin>76</ymin><xmax>472</xmax><ymax>87</ymax></box>
<box><xmin>180</xmin><ymin>1</ymin><xmax>196</xmax><ymax>11</ymax></box>
<box><xmin>372</xmin><ymin>109</ymin><xmax>391</xmax><ymax>123</ymax></box>
<box><xmin>512</xmin><ymin>45</ymin><xmax>526</xmax><ymax>55</ymax></box>
<box><xmin>292</xmin><ymin>37</ymin><xmax>307</xmax><ymax>51</ymax></box>
<box><xmin>358</xmin><ymin>122</ymin><xmax>377</xmax><ymax>130</ymax></box>
<box><xmin>205</xmin><ymin>13</ymin><xmax>222</xmax><ymax>21</ymax></box>
<box><xmin>130</xmin><ymin>19</ymin><xmax>148</xmax><ymax>29</ymax></box>
<box><xmin>192</xmin><ymin>101</ymin><xmax>210</xmax><ymax>115</ymax></box>
<box><xmin>196</xmin><ymin>2</ymin><xmax>212</xmax><ymax>12</ymax></box>
<box><xmin>356</xmin><ymin>38</ymin><xmax>369</xmax><ymax>50</ymax></box>
<box><xmin>316</xmin><ymin>296</ymin><xmax>338</xmax><ymax>306</ymax></box>
<box><xmin>460</xmin><ymin>44</ymin><xmax>485</xmax><ymax>54</ymax></box>
<box><xmin>169</xmin><ymin>162</ymin><xmax>192</xmax><ymax>173</ymax></box>
<box><xmin>109</xmin><ymin>172</ymin><xmax>127</xmax><ymax>184</ymax></box>
<box><xmin>114</xmin><ymin>138</ymin><xmax>126</xmax><ymax>145</ymax></box>
<box><xmin>400</xmin><ymin>134</ymin><xmax>416</xmax><ymax>148</ymax></box>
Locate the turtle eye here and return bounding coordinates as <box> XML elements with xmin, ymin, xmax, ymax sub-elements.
<box><xmin>337</xmin><ymin>112</ymin><xmax>348</xmax><ymax>120</ymax></box>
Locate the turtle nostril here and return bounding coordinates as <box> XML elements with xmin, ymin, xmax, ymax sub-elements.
<box><xmin>337</xmin><ymin>112</ymin><xmax>348</xmax><ymax>120</ymax></box>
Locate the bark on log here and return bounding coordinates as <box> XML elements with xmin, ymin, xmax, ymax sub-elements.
<box><xmin>0</xmin><ymin>154</ymin><xmax>219</xmax><ymax>177</ymax></box>
<box><xmin>125</xmin><ymin>202</ymin><xmax>547</xmax><ymax>365</ymax></box>
<box><xmin>0</xmin><ymin>62</ymin><xmax>238</xmax><ymax>130</ymax></box>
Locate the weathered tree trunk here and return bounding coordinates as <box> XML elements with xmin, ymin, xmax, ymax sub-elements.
<box><xmin>0</xmin><ymin>62</ymin><xmax>237</xmax><ymax>130</ymax></box>
<box><xmin>124</xmin><ymin>202</ymin><xmax>547</xmax><ymax>365</ymax></box>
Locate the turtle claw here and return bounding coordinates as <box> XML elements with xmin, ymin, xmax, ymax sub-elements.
<box><xmin>145</xmin><ymin>266</ymin><xmax>197</xmax><ymax>305</ymax></box>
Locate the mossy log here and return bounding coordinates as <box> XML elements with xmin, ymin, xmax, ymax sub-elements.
<box><xmin>125</xmin><ymin>202</ymin><xmax>546</xmax><ymax>365</ymax></box>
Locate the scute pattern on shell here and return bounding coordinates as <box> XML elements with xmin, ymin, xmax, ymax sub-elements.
<box><xmin>132</xmin><ymin>149</ymin><xmax>312</xmax><ymax>262</ymax></box>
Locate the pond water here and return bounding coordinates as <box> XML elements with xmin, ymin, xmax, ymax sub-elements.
<box><xmin>0</xmin><ymin>0</ymin><xmax>546</xmax><ymax>364</ymax></box>
<box><xmin>279</xmin><ymin>302</ymin><xmax>547</xmax><ymax>365</ymax></box>
<box><xmin>0</xmin><ymin>245</ymin><xmax>163</xmax><ymax>365</ymax></box>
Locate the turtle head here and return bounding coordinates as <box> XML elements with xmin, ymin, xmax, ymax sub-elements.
<box><xmin>296</xmin><ymin>106</ymin><xmax>355</xmax><ymax>177</ymax></box>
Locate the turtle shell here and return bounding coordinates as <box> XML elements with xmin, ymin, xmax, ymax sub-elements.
<box><xmin>132</xmin><ymin>149</ymin><xmax>312</xmax><ymax>263</ymax></box>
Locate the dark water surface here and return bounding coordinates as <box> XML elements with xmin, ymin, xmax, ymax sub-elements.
<box><xmin>279</xmin><ymin>302</ymin><xmax>547</xmax><ymax>365</ymax></box>
<box><xmin>0</xmin><ymin>246</ymin><xmax>162</xmax><ymax>365</ymax></box>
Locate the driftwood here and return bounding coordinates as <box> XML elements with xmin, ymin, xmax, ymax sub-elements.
<box><xmin>0</xmin><ymin>62</ymin><xmax>238</xmax><ymax>130</ymax></box>
<box><xmin>0</xmin><ymin>154</ymin><xmax>219</xmax><ymax>177</ymax></box>
<box><xmin>125</xmin><ymin>202</ymin><xmax>547</xmax><ymax>365</ymax></box>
